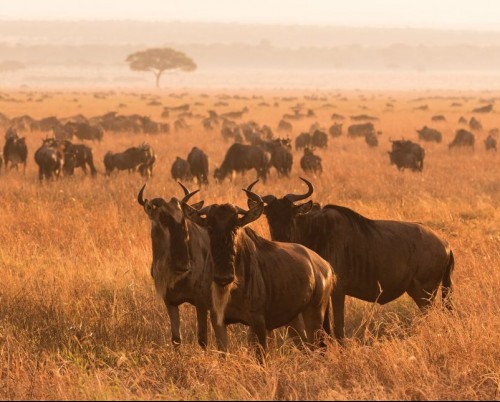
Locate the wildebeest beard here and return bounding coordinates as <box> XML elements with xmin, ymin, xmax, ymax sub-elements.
<box><xmin>158</xmin><ymin>210</ymin><xmax>192</xmax><ymax>276</ymax></box>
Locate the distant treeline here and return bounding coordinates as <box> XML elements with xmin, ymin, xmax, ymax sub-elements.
<box><xmin>1</xmin><ymin>42</ymin><xmax>500</xmax><ymax>71</ymax></box>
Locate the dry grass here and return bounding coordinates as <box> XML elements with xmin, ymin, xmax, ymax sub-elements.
<box><xmin>0</xmin><ymin>89</ymin><xmax>499</xmax><ymax>400</ymax></box>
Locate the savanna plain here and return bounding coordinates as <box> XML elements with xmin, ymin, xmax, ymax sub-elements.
<box><xmin>0</xmin><ymin>88</ymin><xmax>498</xmax><ymax>400</ymax></box>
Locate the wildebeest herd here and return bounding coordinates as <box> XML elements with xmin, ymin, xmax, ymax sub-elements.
<box><xmin>137</xmin><ymin>177</ymin><xmax>454</xmax><ymax>359</ymax></box>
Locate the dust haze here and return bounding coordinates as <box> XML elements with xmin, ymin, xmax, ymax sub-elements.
<box><xmin>2</xmin><ymin>20</ymin><xmax>500</xmax><ymax>89</ymax></box>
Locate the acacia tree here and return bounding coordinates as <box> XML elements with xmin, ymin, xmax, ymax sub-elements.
<box><xmin>126</xmin><ymin>48</ymin><xmax>197</xmax><ymax>88</ymax></box>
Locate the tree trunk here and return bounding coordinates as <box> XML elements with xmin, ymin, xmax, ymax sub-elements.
<box><xmin>155</xmin><ymin>70</ymin><xmax>164</xmax><ymax>88</ymax></box>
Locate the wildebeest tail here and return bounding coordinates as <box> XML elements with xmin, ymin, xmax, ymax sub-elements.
<box><xmin>442</xmin><ymin>250</ymin><xmax>454</xmax><ymax>310</ymax></box>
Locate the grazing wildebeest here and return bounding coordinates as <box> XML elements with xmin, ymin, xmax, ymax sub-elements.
<box><xmin>278</xmin><ymin>119</ymin><xmax>293</xmax><ymax>132</ymax></box>
<box><xmin>388</xmin><ymin>139</ymin><xmax>425</xmax><ymax>171</ymax></box>
<box><xmin>137</xmin><ymin>184</ymin><xmax>228</xmax><ymax>350</ymax></box>
<box><xmin>329</xmin><ymin>123</ymin><xmax>342</xmax><ymax>138</ymax></box>
<box><xmin>246</xmin><ymin>178</ymin><xmax>454</xmax><ymax>341</ymax></box>
<box><xmin>311</xmin><ymin>130</ymin><xmax>328</xmax><ymax>149</ymax></box>
<box><xmin>348</xmin><ymin>122</ymin><xmax>375</xmax><ymax>138</ymax></box>
<box><xmin>431</xmin><ymin>115</ymin><xmax>446</xmax><ymax>122</ymax></box>
<box><xmin>300</xmin><ymin>147</ymin><xmax>322</xmax><ymax>175</ymax></box>
<box><xmin>295</xmin><ymin>132</ymin><xmax>312</xmax><ymax>151</ymax></box>
<box><xmin>214</xmin><ymin>143</ymin><xmax>269</xmax><ymax>183</ymax></box>
<box><xmin>220</xmin><ymin>107</ymin><xmax>249</xmax><ymax>120</ymax></box>
<box><xmin>187</xmin><ymin>147</ymin><xmax>209</xmax><ymax>185</ymax></box>
<box><xmin>449</xmin><ymin>129</ymin><xmax>475</xmax><ymax>149</ymax></box>
<box><xmin>34</xmin><ymin>140</ymin><xmax>64</xmax><ymax>182</ymax></box>
<box><xmin>484</xmin><ymin>135</ymin><xmax>497</xmax><ymax>151</ymax></box>
<box><xmin>331</xmin><ymin>113</ymin><xmax>345</xmax><ymax>121</ymax></box>
<box><xmin>458</xmin><ymin>116</ymin><xmax>467</xmax><ymax>125</ymax></box>
<box><xmin>472</xmin><ymin>104</ymin><xmax>493</xmax><ymax>113</ymax></box>
<box><xmin>171</xmin><ymin>157</ymin><xmax>192</xmax><ymax>182</ymax></box>
<box><xmin>104</xmin><ymin>144</ymin><xmax>155</xmax><ymax>177</ymax></box>
<box><xmin>350</xmin><ymin>114</ymin><xmax>378</xmax><ymax>122</ymax></box>
<box><xmin>265</xmin><ymin>140</ymin><xmax>293</xmax><ymax>178</ymax></box>
<box><xmin>417</xmin><ymin>126</ymin><xmax>442</xmax><ymax>143</ymax></box>
<box><xmin>181</xmin><ymin>184</ymin><xmax>334</xmax><ymax>358</ymax></box>
<box><xmin>3</xmin><ymin>129</ymin><xmax>28</xmax><ymax>173</ymax></box>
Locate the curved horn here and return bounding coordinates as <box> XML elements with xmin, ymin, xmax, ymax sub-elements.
<box><xmin>245</xmin><ymin>179</ymin><xmax>276</xmax><ymax>205</ymax></box>
<box><xmin>245</xmin><ymin>179</ymin><xmax>259</xmax><ymax>192</ymax></box>
<box><xmin>284</xmin><ymin>177</ymin><xmax>314</xmax><ymax>203</ymax></box>
<box><xmin>137</xmin><ymin>184</ymin><xmax>147</xmax><ymax>206</ymax></box>
<box><xmin>243</xmin><ymin>188</ymin><xmax>263</xmax><ymax>205</ymax></box>
<box><xmin>179</xmin><ymin>181</ymin><xmax>200</xmax><ymax>205</ymax></box>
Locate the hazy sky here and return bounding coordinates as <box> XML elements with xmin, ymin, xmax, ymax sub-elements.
<box><xmin>1</xmin><ymin>0</ymin><xmax>499</xmax><ymax>30</ymax></box>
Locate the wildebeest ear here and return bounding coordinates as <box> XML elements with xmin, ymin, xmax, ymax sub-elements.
<box><xmin>238</xmin><ymin>202</ymin><xmax>264</xmax><ymax>227</ymax></box>
<box><xmin>190</xmin><ymin>201</ymin><xmax>205</xmax><ymax>210</ymax></box>
<box><xmin>294</xmin><ymin>200</ymin><xmax>313</xmax><ymax>215</ymax></box>
<box><xmin>181</xmin><ymin>203</ymin><xmax>207</xmax><ymax>227</ymax></box>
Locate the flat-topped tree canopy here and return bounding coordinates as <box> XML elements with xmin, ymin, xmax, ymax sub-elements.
<box><xmin>126</xmin><ymin>48</ymin><xmax>197</xmax><ymax>88</ymax></box>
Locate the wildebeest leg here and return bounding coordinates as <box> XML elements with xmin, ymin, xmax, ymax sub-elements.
<box><xmin>332</xmin><ymin>285</ymin><xmax>346</xmax><ymax>341</ymax></box>
<box><xmin>286</xmin><ymin>315</ymin><xmax>308</xmax><ymax>350</ymax></box>
<box><xmin>250</xmin><ymin>316</ymin><xmax>267</xmax><ymax>362</ymax></box>
<box><xmin>406</xmin><ymin>279</ymin><xmax>438</xmax><ymax>311</ymax></box>
<box><xmin>195</xmin><ymin>306</ymin><xmax>208</xmax><ymax>349</ymax></box>
<box><xmin>38</xmin><ymin>167</ymin><xmax>43</xmax><ymax>182</ymax></box>
<box><xmin>301</xmin><ymin>306</ymin><xmax>327</xmax><ymax>349</ymax></box>
<box><xmin>81</xmin><ymin>164</ymin><xmax>88</xmax><ymax>175</ymax></box>
<box><xmin>166</xmin><ymin>304</ymin><xmax>181</xmax><ymax>347</ymax></box>
<box><xmin>210</xmin><ymin>311</ymin><xmax>228</xmax><ymax>353</ymax></box>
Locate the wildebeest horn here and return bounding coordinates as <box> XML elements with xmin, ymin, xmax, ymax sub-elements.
<box><xmin>137</xmin><ymin>184</ymin><xmax>147</xmax><ymax>206</ymax></box>
<box><xmin>238</xmin><ymin>189</ymin><xmax>264</xmax><ymax>226</ymax></box>
<box><xmin>284</xmin><ymin>177</ymin><xmax>314</xmax><ymax>203</ymax></box>
<box><xmin>179</xmin><ymin>181</ymin><xmax>200</xmax><ymax>204</ymax></box>
<box><xmin>245</xmin><ymin>179</ymin><xmax>276</xmax><ymax>205</ymax></box>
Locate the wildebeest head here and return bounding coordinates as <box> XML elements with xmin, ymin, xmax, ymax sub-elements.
<box><xmin>138</xmin><ymin>183</ymin><xmax>204</xmax><ymax>279</ymax></box>
<box><xmin>181</xmin><ymin>184</ymin><xmax>263</xmax><ymax>287</ymax></box>
<box><xmin>245</xmin><ymin>177</ymin><xmax>314</xmax><ymax>242</ymax></box>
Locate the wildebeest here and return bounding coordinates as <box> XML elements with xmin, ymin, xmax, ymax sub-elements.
<box><xmin>348</xmin><ymin>122</ymin><xmax>375</xmax><ymax>138</ymax></box>
<box><xmin>187</xmin><ymin>147</ymin><xmax>209</xmax><ymax>185</ymax></box>
<box><xmin>181</xmin><ymin>184</ymin><xmax>334</xmax><ymax>358</ymax></box>
<box><xmin>388</xmin><ymin>139</ymin><xmax>425</xmax><ymax>171</ymax></box>
<box><xmin>3</xmin><ymin>128</ymin><xmax>28</xmax><ymax>173</ymax></box>
<box><xmin>431</xmin><ymin>115</ymin><xmax>446</xmax><ymax>122</ymax></box>
<box><xmin>34</xmin><ymin>140</ymin><xmax>64</xmax><ymax>182</ymax></box>
<box><xmin>278</xmin><ymin>119</ymin><xmax>293</xmax><ymax>132</ymax></box>
<box><xmin>43</xmin><ymin>139</ymin><xmax>97</xmax><ymax>176</ymax></box>
<box><xmin>329</xmin><ymin>123</ymin><xmax>342</xmax><ymax>138</ymax></box>
<box><xmin>458</xmin><ymin>116</ymin><xmax>467</xmax><ymax>125</ymax></box>
<box><xmin>300</xmin><ymin>148</ymin><xmax>322</xmax><ymax>175</ymax></box>
<box><xmin>295</xmin><ymin>132</ymin><xmax>312</xmax><ymax>151</ymax></box>
<box><xmin>104</xmin><ymin>144</ymin><xmax>155</xmax><ymax>177</ymax></box>
<box><xmin>350</xmin><ymin>114</ymin><xmax>378</xmax><ymax>122</ymax></box>
<box><xmin>472</xmin><ymin>104</ymin><xmax>493</xmax><ymax>113</ymax></box>
<box><xmin>214</xmin><ymin>143</ymin><xmax>269</xmax><ymax>183</ymax></box>
<box><xmin>331</xmin><ymin>113</ymin><xmax>345</xmax><ymax>121</ymax></box>
<box><xmin>245</xmin><ymin>178</ymin><xmax>454</xmax><ymax>341</ymax></box>
<box><xmin>364</xmin><ymin>131</ymin><xmax>378</xmax><ymax>147</ymax></box>
<box><xmin>449</xmin><ymin>129</ymin><xmax>475</xmax><ymax>149</ymax></box>
<box><xmin>469</xmin><ymin>117</ymin><xmax>482</xmax><ymax>131</ymax></box>
<box><xmin>484</xmin><ymin>135</ymin><xmax>497</xmax><ymax>151</ymax></box>
<box><xmin>261</xmin><ymin>139</ymin><xmax>293</xmax><ymax>178</ymax></box>
<box><xmin>220</xmin><ymin>107</ymin><xmax>249</xmax><ymax>120</ymax></box>
<box><xmin>137</xmin><ymin>184</ymin><xmax>228</xmax><ymax>350</ymax></box>
<box><xmin>64</xmin><ymin>122</ymin><xmax>104</xmax><ymax>142</ymax></box>
<box><xmin>171</xmin><ymin>157</ymin><xmax>192</xmax><ymax>181</ymax></box>
<box><xmin>311</xmin><ymin>130</ymin><xmax>328</xmax><ymax>149</ymax></box>
<box><xmin>417</xmin><ymin>126</ymin><xmax>442</xmax><ymax>143</ymax></box>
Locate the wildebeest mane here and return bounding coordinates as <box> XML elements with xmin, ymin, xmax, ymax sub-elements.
<box><xmin>323</xmin><ymin>204</ymin><xmax>378</xmax><ymax>236</ymax></box>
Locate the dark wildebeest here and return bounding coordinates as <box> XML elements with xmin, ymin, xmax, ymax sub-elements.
<box><xmin>171</xmin><ymin>157</ymin><xmax>192</xmax><ymax>182</ymax></box>
<box><xmin>295</xmin><ymin>132</ymin><xmax>312</xmax><ymax>151</ymax></box>
<box><xmin>46</xmin><ymin>139</ymin><xmax>97</xmax><ymax>177</ymax></box>
<box><xmin>331</xmin><ymin>113</ymin><xmax>345</xmax><ymax>121</ymax></box>
<box><xmin>214</xmin><ymin>143</ymin><xmax>269</xmax><ymax>183</ymax></box>
<box><xmin>187</xmin><ymin>147</ymin><xmax>209</xmax><ymax>185</ymax></box>
<box><xmin>431</xmin><ymin>115</ymin><xmax>446</xmax><ymax>122</ymax></box>
<box><xmin>311</xmin><ymin>130</ymin><xmax>328</xmax><ymax>149</ymax></box>
<box><xmin>181</xmin><ymin>184</ymin><xmax>334</xmax><ymax>359</ymax></box>
<box><xmin>246</xmin><ymin>178</ymin><xmax>454</xmax><ymax>341</ymax></box>
<box><xmin>3</xmin><ymin>129</ymin><xmax>28</xmax><ymax>174</ymax></box>
<box><xmin>388</xmin><ymin>139</ymin><xmax>425</xmax><ymax>171</ymax></box>
<box><xmin>472</xmin><ymin>104</ymin><xmax>493</xmax><ymax>113</ymax></box>
<box><xmin>64</xmin><ymin>122</ymin><xmax>104</xmax><ymax>142</ymax></box>
<box><xmin>449</xmin><ymin>129</ymin><xmax>475</xmax><ymax>149</ymax></box>
<box><xmin>265</xmin><ymin>140</ymin><xmax>293</xmax><ymax>178</ymax></box>
<box><xmin>484</xmin><ymin>135</ymin><xmax>497</xmax><ymax>151</ymax></box>
<box><xmin>278</xmin><ymin>119</ymin><xmax>293</xmax><ymax>132</ymax></box>
<box><xmin>329</xmin><ymin>123</ymin><xmax>342</xmax><ymax>138</ymax></box>
<box><xmin>458</xmin><ymin>116</ymin><xmax>467</xmax><ymax>125</ymax></box>
<box><xmin>104</xmin><ymin>144</ymin><xmax>155</xmax><ymax>177</ymax></box>
<box><xmin>417</xmin><ymin>126</ymin><xmax>442</xmax><ymax>143</ymax></box>
<box><xmin>300</xmin><ymin>148</ymin><xmax>322</xmax><ymax>175</ymax></box>
<box><xmin>34</xmin><ymin>140</ymin><xmax>64</xmax><ymax>182</ymax></box>
<box><xmin>348</xmin><ymin>122</ymin><xmax>375</xmax><ymax>138</ymax></box>
<box><xmin>137</xmin><ymin>184</ymin><xmax>228</xmax><ymax>350</ymax></box>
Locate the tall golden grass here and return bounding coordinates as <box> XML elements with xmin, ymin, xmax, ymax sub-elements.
<box><xmin>0</xmin><ymin>89</ymin><xmax>498</xmax><ymax>400</ymax></box>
